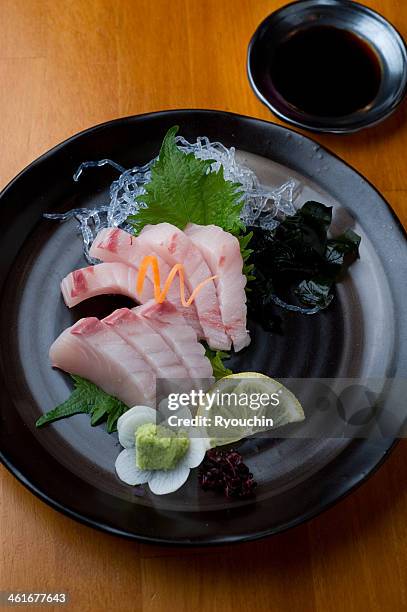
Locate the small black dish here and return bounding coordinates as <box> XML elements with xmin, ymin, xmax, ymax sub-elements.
<box><xmin>247</xmin><ymin>0</ymin><xmax>407</xmax><ymax>133</ymax></box>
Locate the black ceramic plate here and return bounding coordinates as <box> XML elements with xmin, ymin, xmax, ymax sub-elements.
<box><xmin>1</xmin><ymin>110</ymin><xmax>406</xmax><ymax>545</ymax></box>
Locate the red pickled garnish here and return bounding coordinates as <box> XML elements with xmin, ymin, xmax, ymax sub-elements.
<box><xmin>198</xmin><ymin>449</ymin><xmax>257</xmax><ymax>499</ymax></box>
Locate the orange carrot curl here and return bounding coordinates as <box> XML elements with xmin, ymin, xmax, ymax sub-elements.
<box><xmin>136</xmin><ymin>255</ymin><xmax>218</xmax><ymax>307</ymax></box>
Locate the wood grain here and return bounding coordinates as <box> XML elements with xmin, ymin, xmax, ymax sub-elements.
<box><xmin>1</xmin><ymin>1</ymin><xmax>406</xmax><ymax>610</ymax></box>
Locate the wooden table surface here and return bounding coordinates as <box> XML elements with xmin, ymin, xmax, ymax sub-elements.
<box><xmin>1</xmin><ymin>1</ymin><xmax>406</xmax><ymax>610</ymax></box>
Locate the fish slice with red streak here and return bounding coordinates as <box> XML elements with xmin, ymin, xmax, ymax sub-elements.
<box><xmin>60</xmin><ymin>262</ymin><xmax>146</xmax><ymax>308</ymax></box>
<box><xmin>103</xmin><ymin>307</ymin><xmax>189</xmax><ymax>379</ymax></box>
<box><xmin>77</xmin><ymin>227</ymin><xmax>203</xmax><ymax>336</ymax></box>
<box><xmin>49</xmin><ymin>317</ymin><xmax>156</xmax><ymax>407</ymax></box>
<box><xmin>135</xmin><ymin>301</ymin><xmax>214</xmax><ymax>380</ymax></box>
<box><xmin>185</xmin><ymin>223</ymin><xmax>250</xmax><ymax>352</ymax></box>
<box><xmin>137</xmin><ymin>223</ymin><xmax>231</xmax><ymax>351</ymax></box>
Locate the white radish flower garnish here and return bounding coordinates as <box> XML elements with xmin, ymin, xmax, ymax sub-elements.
<box><xmin>115</xmin><ymin>405</ymin><xmax>207</xmax><ymax>495</ymax></box>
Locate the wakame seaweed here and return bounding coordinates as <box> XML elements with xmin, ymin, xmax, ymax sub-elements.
<box><xmin>246</xmin><ymin>201</ymin><xmax>361</xmax><ymax>328</ymax></box>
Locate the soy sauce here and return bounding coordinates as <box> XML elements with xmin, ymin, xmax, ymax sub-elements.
<box><xmin>270</xmin><ymin>26</ymin><xmax>382</xmax><ymax>117</ymax></box>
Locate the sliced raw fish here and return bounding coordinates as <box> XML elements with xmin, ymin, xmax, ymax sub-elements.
<box><xmin>89</xmin><ymin>227</ymin><xmax>178</xmax><ymax>302</ymax></box>
<box><xmin>138</xmin><ymin>223</ymin><xmax>231</xmax><ymax>350</ymax></box>
<box><xmin>185</xmin><ymin>223</ymin><xmax>250</xmax><ymax>352</ymax></box>
<box><xmin>50</xmin><ymin>303</ymin><xmax>214</xmax><ymax>409</ymax></box>
<box><xmin>90</xmin><ymin>227</ymin><xmax>143</xmax><ymax>265</ymax></box>
<box><xmin>103</xmin><ymin>307</ymin><xmax>189</xmax><ymax>379</ymax></box>
<box><xmin>49</xmin><ymin>317</ymin><xmax>156</xmax><ymax>407</ymax></box>
<box><xmin>78</xmin><ymin>227</ymin><xmax>203</xmax><ymax>336</ymax></box>
<box><xmin>61</xmin><ymin>262</ymin><xmax>143</xmax><ymax>308</ymax></box>
<box><xmin>135</xmin><ymin>301</ymin><xmax>213</xmax><ymax>380</ymax></box>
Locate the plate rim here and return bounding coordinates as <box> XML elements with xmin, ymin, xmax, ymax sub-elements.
<box><xmin>0</xmin><ymin>439</ymin><xmax>399</xmax><ymax>546</ymax></box>
<box><xmin>1</xmin><ymin>108</ymin><xmax>406</xmax><ymax>238</ymax></box>
<box><xmin>0</xmin><ymin>109</ymin><xmax>405</xmax><ymax>545</ymax></box>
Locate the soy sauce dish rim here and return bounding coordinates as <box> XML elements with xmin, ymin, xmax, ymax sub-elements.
<box><xmin>247</xmin><ymin>0</ymin><xmax>407</xmax><ymax>134</ymax></box>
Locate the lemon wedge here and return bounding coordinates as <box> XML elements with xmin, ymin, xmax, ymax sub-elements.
<box><xmin>196</xmin><ymin>372</ymin><xmax>305</xmax><ymax>448</ymax></box>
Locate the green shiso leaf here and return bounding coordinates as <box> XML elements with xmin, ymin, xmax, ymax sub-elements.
<box><xmin>205</xmin><ymin>347</ymin><xmax>233</xmax><ymax>380</ymax></box>
<box><xmin>127</xmin><ymin>125</ymin><xmax>252</xmax><ymax>286</ymax></box>
<box><xmin>36</xmin><ymin>375</ymin><xmax>129</xmax><ymax>432</ymax></box>
<box><xmin>128</xmin><ymin>126</ymin><xmax>245</xmax><ymax>236</ymax></box>
<box><xmin>237</xmin><ymin>231</ymin><xmax>255</xmax><ymax>287</ymax></box>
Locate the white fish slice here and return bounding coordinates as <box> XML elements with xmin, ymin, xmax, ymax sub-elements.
<box><xmin>49</xmin><ymin>318</ymin><xmax>156</xmax><ymax>407</ymax></box>
<box><xmin>50</xmin><ymin>305</ymin><xmax>214</xmax><ymax>409</ymax></box>
<box><xmin>136</xmin><ymin>301</ymin><xmax>213</xmax><ymax>381</ymax></box>
<box><xmin>61</xmin><ymin>262</ymin><xmax>144</xmax><ymax>308</ymax></box>
<box><xmin>104</xmin><ymin>308</ymin><xmax>189</xmax><ymax>379</ymax></box>
<box><xmin>89</xmin><ymin>227</ymin><xmax>179</xmax><ymax>304</ymax></box>
<box><xmin>138</xmin><ymin>223</ymin><xmax>231</xmax><ymax>351</ymax></box>
<box><xmin>89</xmin><ymin>227</ymin><xmax>203</xmax><ymax>337</ymax></box>
<box><xmin>185</xmin><ymin>223</ymin><xmax>250</xmax><ymax>352</ymax></box>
